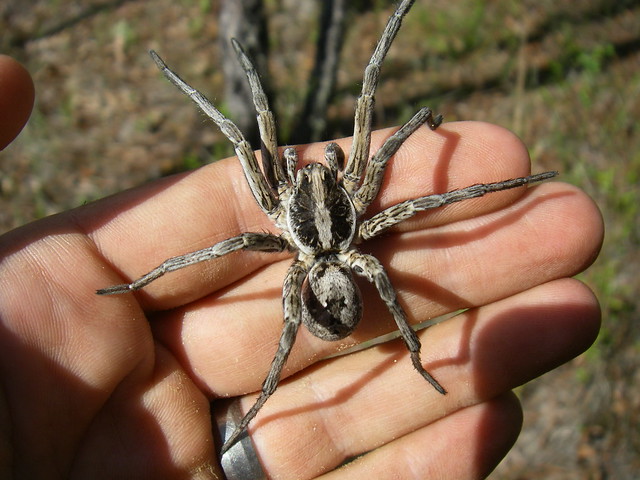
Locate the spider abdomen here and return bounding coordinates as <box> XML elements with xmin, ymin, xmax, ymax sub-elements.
<box><xmin>302</xmin><ymin>260</ymin><xmax>363</xmax><ymax>341</ymax></box>
<box><xmin>287</xmin><ymin>163</ymin><xmax>356</xmax><ymax>254</ymax></box>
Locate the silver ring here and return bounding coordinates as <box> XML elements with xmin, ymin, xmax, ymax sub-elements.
<box><xmin>215</xmin><ymin>400</ymin><xmax>267</xmax><ymax>480</ymax></box>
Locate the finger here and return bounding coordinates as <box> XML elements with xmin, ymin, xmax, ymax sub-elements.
<box><xmin>153</xmin><ymin>180</ymin><xmax>602</xmax><ymax>395</ymax></box>
<box><xmin>319</xmin><ymin>392</ymin><xmax>522</xmax><ymax>480</ymax></box>
<box><xmin>0</xmin><ymin>55</ymin><xmax>35</xmax><ymax>150</ymax></box>
<box><xmin>228</xmin><ymin>278</ymin><xmax>599</xmax><ymax>478</ymax></box>
<box><xmin>88</xmin><ymin>121</ymin><xmax>536</xmax><ymax>309</ymax></box>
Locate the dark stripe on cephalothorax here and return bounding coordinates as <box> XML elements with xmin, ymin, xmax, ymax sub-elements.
<box><xmin>288</xmin><ymin>163</ymin><xmax>356</xmax><ymax>253</ymax></box>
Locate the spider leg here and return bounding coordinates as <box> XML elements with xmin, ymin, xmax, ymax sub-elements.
<box><xmin>231</xmin><ymin>39</ymin><xmax>287</xmax><ymax>192</ymax></box>
<box><xmin>96</xmin><ymin>233</ymin><xmax>289</xmax><ymax>295</ymax></box>
<box><xmin>342</xmin><ymin>0</ymin><xmax>416</xmax><ymax>194</ymax></box>
<box><xmin>359</xmin><ymin>171</ymin><xmax>559</xmax><ymax>240</ymax></box>
<box><xmin>348</xmin><ymin>251</ymin><xmax>446</xmax><ymax>394</ymax></box>
<box><xmin>352</xmin><ymin>107</ymin><xmax>442</xmax><ymax>215</ymax></box>
<box><xmin>221</xmin><ymin>260</ymin><xmax>308</xmax><ymax>455</ymax></box>
<box><xmin>149</xmin><ymin>50</ymin><xmax>278</xmax><ymax>216</ymax></box>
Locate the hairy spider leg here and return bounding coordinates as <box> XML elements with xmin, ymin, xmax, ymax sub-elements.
<box><xmin>96</xmin><ymin>233</ymin><xmax>289</xmax><ymax>295</ymax></box>
<box><xmin>352</xmin><ymin>107</ymin><xmax>442</xmax><ymax>215</ymax></box>
<box><xmin>230</xmin><ymin>39</ymin><xmax>286</xmax><ymax>192</ymax></box>
<box><xmin>149</xmin><ymin>50</ymin><xmax>278</xmax><ymax>215</ymax></box>
<box><xmin>359</xmin><ymin>171</ymin><xmax>559</xmax><ymax>240</ymax></box>
<box><xmin>343</xmin><ymin>0</ymin><xmax>417</xmax><ymax>194</ymax></box>
<box><xmin>348</xmin><ymin>251</ymin><xmax>446</xmax><ymax>394</ymax></box>
<box><xmin>221</xmin><ymin>260</ymin><xmax>308</xmax><ymax>454</ymax></box>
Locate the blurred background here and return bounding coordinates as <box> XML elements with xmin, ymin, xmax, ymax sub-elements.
<box><xmin>1</xmin><ymin>0</ymin><xmax>638</xmax><ymax>477</ymax></box>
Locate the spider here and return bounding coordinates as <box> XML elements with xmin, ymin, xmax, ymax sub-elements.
<box><xmin>97</xmin><ymin>0</ymin><xmax>557</xmax><ymax>455</ymax></box>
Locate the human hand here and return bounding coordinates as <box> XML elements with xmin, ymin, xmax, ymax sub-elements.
<box><xmin>0</xmin><ymin>57</ymin><xmax>602</xmax><ymax>478</ymax></box>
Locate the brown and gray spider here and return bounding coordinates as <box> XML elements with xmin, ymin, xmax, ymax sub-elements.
<box><xmin>97</xmin><ymin>0</ymin><xmax>557</xmax><ymax>454</ymax></box>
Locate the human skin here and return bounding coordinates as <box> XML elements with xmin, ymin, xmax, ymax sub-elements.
<box><xmin>0</xmin><ymin>55</ymin><xmax>34</xmax><ymax>150</ymax></box>
<box><xmin>0</xmin><ymin>57</ymin><xmax>603</xmax><ymax>478</ymax></box>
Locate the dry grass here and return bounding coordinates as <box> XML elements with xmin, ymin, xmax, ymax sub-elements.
<box><xmin>2</xmin><ymin>0</ymin><xmax>639</xmax><ymax>478</ymax></box>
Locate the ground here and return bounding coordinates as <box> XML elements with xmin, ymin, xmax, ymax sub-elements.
<box><xmin>1</xmin><ymin>0</ymin><xmax>639</xmax><ymax>478</ymax></box>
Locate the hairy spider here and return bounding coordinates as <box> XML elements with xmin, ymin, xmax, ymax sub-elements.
<box><xmin>97</xmin><ymin>0</ymin><xmax>557</xmax><ymax>454</ymax></box>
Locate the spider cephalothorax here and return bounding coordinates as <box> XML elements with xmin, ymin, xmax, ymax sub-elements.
<box><xmin>97</xmin><ymin>0</ymin><xmax>557</xmax><ymax>454</ymax></box>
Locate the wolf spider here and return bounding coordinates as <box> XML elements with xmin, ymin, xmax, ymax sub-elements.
<box><xmin>97</xmin><ymin>0</ymin><xmax>557</xmax><ymax>454</ymax></box>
